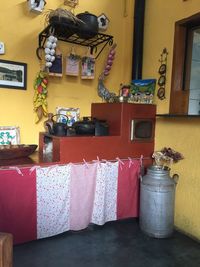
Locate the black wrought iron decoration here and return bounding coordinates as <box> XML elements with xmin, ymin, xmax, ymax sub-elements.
<box><xmin>157</xmin><ymin>48</ymin><xmax>168</xmax><ymax>100</ymax></box>
<box><xmin>37</xmin><ymin>24</ymin><xmax>113</xmax><ymax>60</ymax></box>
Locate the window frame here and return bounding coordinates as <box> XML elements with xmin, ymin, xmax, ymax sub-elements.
<box><xmin>170</xmin><ymin>12</ymin><xmax>200</xmax><ymax>114</ymax></box>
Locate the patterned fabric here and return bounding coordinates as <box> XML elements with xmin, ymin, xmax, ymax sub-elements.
<box><xmin>0</xmin><ymin>159</ymin><xmax>140</xmax><ymax>245</ymax></box>
<box><xmin>36</xmin><ymin>165</ymin><xmax>71</xmax><ymax>239</ymax></box>
<box><xmin>69</xmin><ymin>163</ymin><xmax>97</xmax><ymax>230</ymax></box>
<box><xmin>91</xmin><ymin>161</ymin><xmax>119</xmax><ymax>225</ymax></box>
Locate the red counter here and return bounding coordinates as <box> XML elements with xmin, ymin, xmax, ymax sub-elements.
<box><xmin>39</xmin><ymin>103</ymin><xmax>156</xmax><ymax>164</ymax></box>
<box><xmin>0</xmin><ymin>103</ymin><xmax>156</xmax><ymax>245</ymax></box>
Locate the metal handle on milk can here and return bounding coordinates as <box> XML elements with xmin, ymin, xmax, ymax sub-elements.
<box><xmin>172</xmin><ymin>173</ymin><xmax>179</xmax><ymax>185</ymax></box>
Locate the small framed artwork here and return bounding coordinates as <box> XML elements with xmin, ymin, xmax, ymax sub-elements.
<box><xmin>81</xmin><ymin>55</ymin><xmax>95</xmax><ymax>79</ymax></box>
<box><xmin>158</xmin><ymin>75</ymin><xmax>166</xmax><ymax>86</ymax></box>
<box><xmin>0</xmin><ymin>59</ymin><xmax>27</xmax><ymax>90</ymax></box>
<box><xmin>97</xmin><ymin>13</ymin><xmax>110</xmax><ymax>31</ymax></box>
<box><xmin>66</xmin><ymin>52</ymin><xmax>80</xmax><ymax>77</ymax></box>
<box><xmin>49</xmin><ymin>53</ymin><xmax>63</xmax><ymax>77</ymax></box>
<box><xmin>56</xmin><ymin>107</ymin><xmax>80</xmax><ymax>126</ymax></box>
<box><xmin>120</xmin><ymin>84</ymin><xmax>130</xmax><ymax>97</ymax></box>
<box><xmin>28</xmin><ymin>0</ymin><xmax>46</xmax><ymax>13</ymax></box>
<box><xmin>0</xmin><ymin>126</ymin><xmax>20</xmax><ymax>145</ymax></box>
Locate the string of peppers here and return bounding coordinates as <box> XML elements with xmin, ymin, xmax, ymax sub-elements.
<box><xmin>33</xmin><ymin>71</ymin><xmax>49</xmax><ymax>123</ymax></box>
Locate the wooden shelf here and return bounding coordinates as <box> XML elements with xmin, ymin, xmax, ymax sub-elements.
<box><xmin>156</xmin><ymin>114</ymin><xmax>200</xmax><ymax>117</ymax></box>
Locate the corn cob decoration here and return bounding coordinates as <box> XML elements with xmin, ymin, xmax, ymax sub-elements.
<box><xmin>33</xmin><ymin>71</ymin><xmax>48</xmax><ymax>123</ymax></box>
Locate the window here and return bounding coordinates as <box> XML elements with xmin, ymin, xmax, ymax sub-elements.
<box><xmin>170</xmin><ymin>12</ymin><xmax>200</xmax><ymax>115</ymax></box>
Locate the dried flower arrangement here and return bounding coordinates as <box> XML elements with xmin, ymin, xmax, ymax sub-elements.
<box><xmin>152</xmin><ymin>147</ymin><xmax>184</xmax><ymax>169</ymax></box>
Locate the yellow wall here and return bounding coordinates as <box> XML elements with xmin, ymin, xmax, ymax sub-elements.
<box><xmin>143</xmin><ymin>0</ymin><xmax>200</xmax><ymax>239</ymax></box>
<box><xmin>0</xmin><ymin>0</ymin><xmax>133</xmax><ymax>144</ymax></box>
<box><xmin>2</xmin><ymin>0</ymin><xmax>200</xmax><ymax>240</ymax></box>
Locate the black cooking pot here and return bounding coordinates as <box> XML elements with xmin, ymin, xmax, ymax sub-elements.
<box><xmin>76</xmin><ymin>11</ymin><xmax>98</xmax><ymax>39</ymax></box>
<box><xmin>72</xmin><ymin>117</ymin><xmax>96</xmax><ymax>135</ymax></box>
<box><xmin>72</xmin><ymin>117</ymin><xmax>109</xmax><ymax>136</ymax></box>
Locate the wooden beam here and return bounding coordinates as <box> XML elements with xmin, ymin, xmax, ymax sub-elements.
<box><xmin>0</xmin><ymin>233</ymin><xmax>13</xmax><ymax>267</ymax></box>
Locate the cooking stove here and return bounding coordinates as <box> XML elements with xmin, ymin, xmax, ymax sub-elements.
<box><xmin>39</xmin><ymin>103</ymin><xmax>156</xmax><ymax>164</ymax></box>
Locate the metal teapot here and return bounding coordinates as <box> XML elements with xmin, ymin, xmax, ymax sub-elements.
<box><xmin>45</xmin><ymin>114</ymin><xmax>69</xmax><ymax>136</ymax></box>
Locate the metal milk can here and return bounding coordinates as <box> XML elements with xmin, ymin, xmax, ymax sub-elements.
<box><xmin>139</xmin><ymin>165</ymin><xmax>178</xmax><ymax>238</ymax></box>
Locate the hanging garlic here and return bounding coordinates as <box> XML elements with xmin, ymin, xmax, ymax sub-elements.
<box><xmin>44</xmin><ymin>35</ymin><xmax>57</xmax><ymax>69</ymax></box>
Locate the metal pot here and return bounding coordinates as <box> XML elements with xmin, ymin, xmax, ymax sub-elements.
<box><xmin>76</xmin><ymin>11</ymin><xmax>98</xmax><ymax>39</ymax></box>
<box><xmin>72</xmin><ymin>117</ymin><xmax>96</xmax><ymax>135</ymax></box>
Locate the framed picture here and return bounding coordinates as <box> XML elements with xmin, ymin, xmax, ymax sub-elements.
<box><xmin>56</xmin><ymin>107</ymin><xmax>80</xmax><ymax>126</ymax></box>
<box><xmin>0</xmin><ymin>59</ymin><xmax>27</xmax><ymax>90</ymax></box>
<box><xmin>130</xmin><ymin>79</ymin><xmax>156</xmax><ymax>104</ymax></box>
<box><xmin>97</xmin><ymin>13</ymin><xmax>110</xmax><ymax>31</ymax></box>
<box><xmin>28</xmin><ymin>0</ymin><xmax>46</xmax><ymax>13</ymax></box>
<box><xmin>0</xmin><ymin>126</ymin><xmax>20</xmax><ymax>145</ymax></box>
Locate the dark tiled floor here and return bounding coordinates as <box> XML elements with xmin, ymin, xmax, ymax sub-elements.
<box><xmin>14</xmin><ymin>219</ymin><xmax>200</xmax><ymax>267</ymax></box>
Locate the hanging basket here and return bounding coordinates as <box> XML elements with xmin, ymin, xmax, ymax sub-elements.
<box><xmin>46</xmin><ymin>8</ymin><xmax>81</xmax><ymax>38</ymax></box>
<box><xmin>49</xmin><ymin>16</ymin><xmax>77</xmax><ymax>38</ymax></box>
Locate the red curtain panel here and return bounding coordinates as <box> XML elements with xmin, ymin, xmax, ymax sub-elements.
<box><xmin>0</xmin><ymin>168</ymin><xmax>37</xmax><ymax>244</ymax></box>
<box><xmin>117</xmin><ymin>160</ymin><xmax>140</xmax><ymax>219</ymax></box>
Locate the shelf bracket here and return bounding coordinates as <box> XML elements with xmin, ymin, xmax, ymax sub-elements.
<box><xmin>93</xmin><ymin>38</ymin><xmax>113</xmax><ymax>59</ymax></box>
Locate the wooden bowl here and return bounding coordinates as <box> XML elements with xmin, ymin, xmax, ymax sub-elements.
<box><xmin>0</xmin><ymin>144</ymin><xmax>38</xmax><ymax>160</ymax></box>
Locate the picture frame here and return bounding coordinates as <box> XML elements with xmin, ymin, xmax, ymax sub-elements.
<box><xmin>0</xmin><ymin>59</ymin><xmax>27</xmax><ymax>90</ymax></box>
<box><xmin>56</xmin><ymin>107</ymin><xmax>80</xmax><ymax>126</ymax></box>
<box><xmin>0</xmin><ymin>126</ymin><xmax>20</xmax><ymax>145</ymax></box>
<box><xmin>28</xmin><ymin>0</ymin><xmax>46</xmax><ymax>13</ymax></box>
<box><xmin>130</xmin><ymin>79</ymin><xmax>156</xmax><ymax>104</ymax></box>
<box><xmin>97</xmin><ymin>13</ymin><xmax>110</xmax><ymax>31</ymax></box>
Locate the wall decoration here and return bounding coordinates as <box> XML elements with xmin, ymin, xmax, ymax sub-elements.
<box><xmin>97</xmin><ymin>13</ymin><xmax>110</xmax><ymax>32</ymax></box>
<box><xmin>0</xmin><ymin>126</ymin><xmax>20</xmax><ymax>145</ymax></box>
<box><xmin>130</xmin><ymin>79</ymin><xmax>156</xmax><ymax>104</ymax></box>
<box><xmin>98</xmin><ymin>43</ymin><xmax>118</xmax><ymax>102</ymax></box>
<box><xmin>66</xmin><ymin>47</ymin><xmax>81</xmax><ymax>76</ymax></box>
<box><xmin>49</xmin><ymin>48</ymin><xmax>63</xmax><ymax>77</ymax></box>
<box><xmin>157</xmin><ymin>48</ymin><xmax>168</xmax><ymax>100</ymax></box>
<box><xmin>120</xmin><ymin>84</ymin><xmax>130</xmax><ymax>97</ymax></box>
<box><xmin>0</xmin><ymin>42</ymin><xmax>5</xmax><ymax>55</ymax></box>
<box><xmin>64</xmin><ymin>0</ymin><xmax>79</xmax><ymax>8</ymax></box>
<box><xmin>28</xmin><ymin>0</ymin><xmax>46</xmax><ymax>13</ymax></box>
<box><xmin>0</xmin><ymin>60</ymin><xmax>27</xmax><ymax>90</ymax></box>
<box><xmin>56</xmin><ymin>107</ymin><xmax>80</xmax><ymax>126</ymax></box>
<box><xmin>81</xmin><ymin>50</ymin><xmax>95</xmax><ymax>79</ymax></box>
<box><xmin>33</xmin><ymin>71</ymin><xmax>49</xmax><ymax>123</ymax></box>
